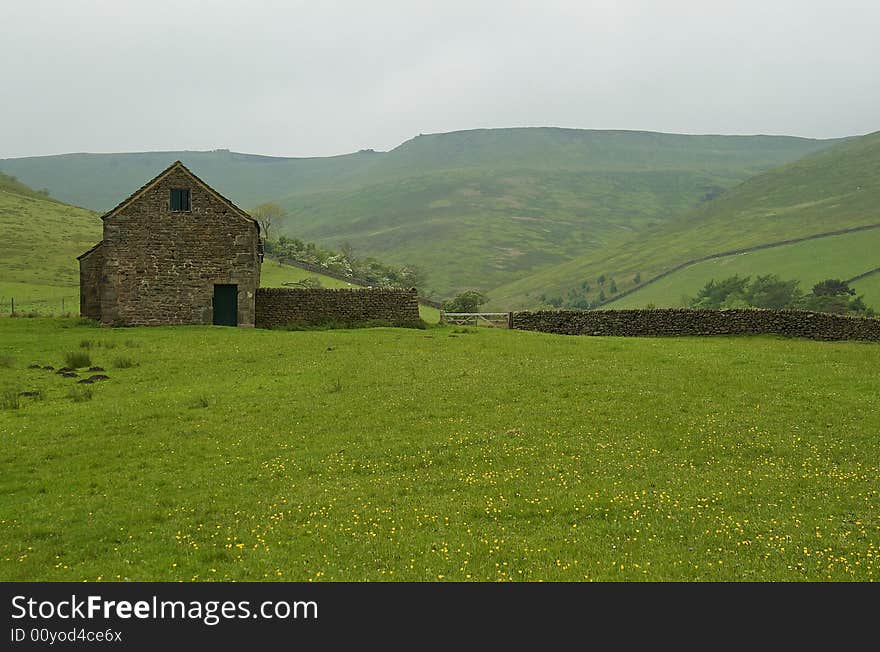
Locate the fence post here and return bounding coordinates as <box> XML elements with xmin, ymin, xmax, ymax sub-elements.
<box><xmin>507</xmin><ymin>312</ymin><xmax>514</xmax><ymax>329</ymax></box>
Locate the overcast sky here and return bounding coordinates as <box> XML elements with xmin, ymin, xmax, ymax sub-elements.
<box><xmin>2</xmin><ymin>0</ymin><xmax>878</xmax><ymax>159</ymax></box>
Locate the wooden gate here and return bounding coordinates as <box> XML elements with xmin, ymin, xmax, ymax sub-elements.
<box><xmin>440</xmin><ymin>312</ymin><xmax>512</xmax><ymax>328</ymax></box>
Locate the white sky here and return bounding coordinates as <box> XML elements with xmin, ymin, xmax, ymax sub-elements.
<box><xmin>1</xmin><ymin>0</ymin><xmax>878</xmax><ymax>158</ymax></box>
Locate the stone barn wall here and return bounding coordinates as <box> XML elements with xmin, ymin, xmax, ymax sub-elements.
<box><xmin>99</xmin><ymin>166</ymin><xmax>261</xmax><ymax>326</ymax></box>
<box><xmin>78</xmin><ymin>243</ymin><xmax>104</xmax><ymax>321</ymax></box>
<box><xmin>255</xmin><ymin>288</ymin><xmax>421</xmax><ymax>328</ymax></box>
<box><xmin>511</xmin><ymin>309</ymin><xmax>880</xmax><ymax>342</ymax></box>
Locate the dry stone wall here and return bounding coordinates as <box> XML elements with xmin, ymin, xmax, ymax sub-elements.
<box><xmin>255</xmin><ymin>288</ymin><xmax>421</xmax><ymax>328</ymax></box>
<box><xmin>511</xmin><ymin>308</ymin><xmax>880</xmax><ymax>341</ymax></box>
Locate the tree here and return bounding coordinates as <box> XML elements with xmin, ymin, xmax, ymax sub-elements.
<box><xmin>745</xmin><ymin>274</ymin><xmax>802</xmax><ymax>309</ymax></box>
<box><xmin>339</xmin><ymin>241</ymin><xmax>356</xmax><ymax>265</ymax></box>
<box><xmin>799</xmin><ymin>294</ymin><xmax>851</xmax><ymax>314</ymax></box>
<box><xmin>249</xmin><ymin>202</ymin><xmax>286</xmax><ymax>242</ymax></box>
<box><xmin>443</xmin><ymin>291</ymin><xmax>488</xmax><ymax>313</ymax></box>
<box><xmin>690</xmin><ymin>276</ymin><xmax>750</xmax><ymax>309</ymax></box>
<box><xmin>811</xmin><ymin>279</ymin><xmax>855</xmax><ymax>297</ymax></box>
<box><xmin>800</xmin><ymin>279</ymin><xmax>873</xmax><ymax>316</ymax></box>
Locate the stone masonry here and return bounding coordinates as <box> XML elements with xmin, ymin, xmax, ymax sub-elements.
<box><xmin>255</xmin><ymin>288</ymin><xmax>421</xmax><ymax>328</ymax></box>
<box><xmin>78</xmin><ymin>242</ymin><xmax>103</xmax><ymax>320</ymax></box>
<box><xmin>78</xmin><ymin>161</ymin><xmax>262</xmax><ymax>326</ymax></box>
<box><xmin>511</xmin><ymin>308</ymin><xmax>880</xmax><ymax>341</ymax></box>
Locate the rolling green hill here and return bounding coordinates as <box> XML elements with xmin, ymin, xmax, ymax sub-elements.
<box><xmin>0</xmin><ymin>174</ymin><xmax>101</xmax><ymax>314</ymax></box>
<box><xmin>0</xmin><ymin>129</ymin><xmax>841</xmax><ymax>298</ymax></box>
<box><xmin>490</xmin><ymin>131</ymin><xmax>880</xmax><ymax>309</ymax></box>
<box><xmin>606</xmin><ymin>228</ymin><xmax>880</xmax><ymax>309</ymax></box>
<box><xmin>0</xmin><ymin>150</ymin><xmax>383</xmax><ymax>213</ymax></box>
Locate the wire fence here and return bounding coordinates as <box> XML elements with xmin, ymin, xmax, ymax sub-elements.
<box><xmin>0</xmin><ymin>294</ymin><xmax>79</xmax><ymax>317</ymax></box>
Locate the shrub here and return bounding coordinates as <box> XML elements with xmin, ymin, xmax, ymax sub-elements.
<box><xmin>443</xmin><ymin>290</ymin><xmax>488</xmax><ymax>313</ymax></box>
<box><xmin>113</xmin><ymin>356</ymin><xmax>135</xmax><ymax>369</ymax></box>
<box><xmin>63</xmin><ymin>351</ymin><xmax>92</xmax><ymax>369</ymax></box>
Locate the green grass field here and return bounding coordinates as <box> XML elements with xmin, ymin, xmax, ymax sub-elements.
<box><xmin>853</xmin><ymin>272</ymin><xmax>880</xmax><ymax>306</ymax></box>
<box><xmin>1</xmin><ymin>319</ymin><xmax>878</xmax><ymax>581</ymax></box>
<box><xmin>608</xmin><ymin>229</ymin><xmax>880</xmax><ymax>309</ymax></box>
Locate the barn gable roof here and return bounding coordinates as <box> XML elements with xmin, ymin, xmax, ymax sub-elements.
<box><xmin>76</xmin><ymin>240</ymin><xmax>103</xmax><ymax>261</ymax></box>
<box><xmin>99</xmin><ymin>160</ymin><xmax>258</xmax><ymax>231</ymax></box>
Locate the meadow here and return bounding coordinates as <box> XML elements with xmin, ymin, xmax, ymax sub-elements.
<box><xmin>1</xmin><ymin>319</ymin><xmax>878</xmax><ymax>581</ymax></box>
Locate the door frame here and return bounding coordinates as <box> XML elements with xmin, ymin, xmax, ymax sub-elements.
<box><xmin>212</xmin><ymin>283</ymin><xmax>238</xmax><ymax>326</ymax></box>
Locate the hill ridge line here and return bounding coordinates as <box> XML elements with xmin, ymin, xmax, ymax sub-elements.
<box><xmin>597</xmin><ymin>222</ymin><xmax>880</xmax><ymax>308</ymax></box>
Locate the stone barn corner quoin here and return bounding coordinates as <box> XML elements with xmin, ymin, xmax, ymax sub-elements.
<box><xmin>78</xmin><ymin>161</ymin><xmax>263</xmax><ymax>327</ymax></box>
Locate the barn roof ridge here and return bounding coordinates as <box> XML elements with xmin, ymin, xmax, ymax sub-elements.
<box><xmin>99</xmin><ymin>160</ymin><xmax>257</xmax><ymax>229</ymax></box>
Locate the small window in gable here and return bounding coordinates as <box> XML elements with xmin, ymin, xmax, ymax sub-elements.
<box><xmin>170</xmin><ymin>188</ymin><xmax>191</xmax><ymax>212</ymax></box>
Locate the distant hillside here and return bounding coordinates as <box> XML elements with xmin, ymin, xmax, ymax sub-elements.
<box><xmin>0</xmin><ymin>128</ymin><xmax>841</xmax><ymax>298</ymax></box>
<box><xmin>606</xmin><ymin>227</ymin><xmax>880</xmax><ymax>310</ymax></box>
<box><xmin>0</xmin><ymin>176</ymin><xmax>101</xmax><ymax>314</ymax></box>
<box><xmin>490</xmin><ymin>131</ymin><xmax>880</xmax><ymax>310</ymax></box>
<box><xmin>0</xmin><ymin>171</ymin><xmax>57</xmax><ymax>202</ymax></box>
<box><xmin>0</xmin><ymin>149</ymin><xmax>382</xmax><ymax>213</ymax></box>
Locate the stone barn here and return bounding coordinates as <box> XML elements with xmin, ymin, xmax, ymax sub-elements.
<box><xmin>78</xmin><ymin>161</ymin><xmax>262</xmax><ymax>326</ymax></box>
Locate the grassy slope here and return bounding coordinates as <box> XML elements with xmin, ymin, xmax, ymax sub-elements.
<box><xmin>853</xmin><ymin>273</ymin><xmax>880</xmax><ymax>309</ymax></box>
<box><xmin>260</xmin><ymin>259</ymin><xmax>360</xmax><ymax>289</ymax></box>
<box><xmin>1</xmin><ymin>319</ymin><xmax>878</xmax><ymax>581</ymax></box>
<box><xmin>491</xmin><ymin>131</ymin><xmax>880</xmax><ymax>309</ymax></box>
<box><xmin>0</xmin><ymin>178</ymin><xmax>101</xmax><ymax>314</ymax></box>
<box><xmin>608</xmin><ymin>228</ymin><xmax>880</xmax><ymax>309</ymax></box>
<box><xmin>0</xmin><ymin>129</ymin><xmax>839</xmax><ymax>298</ymax></box>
